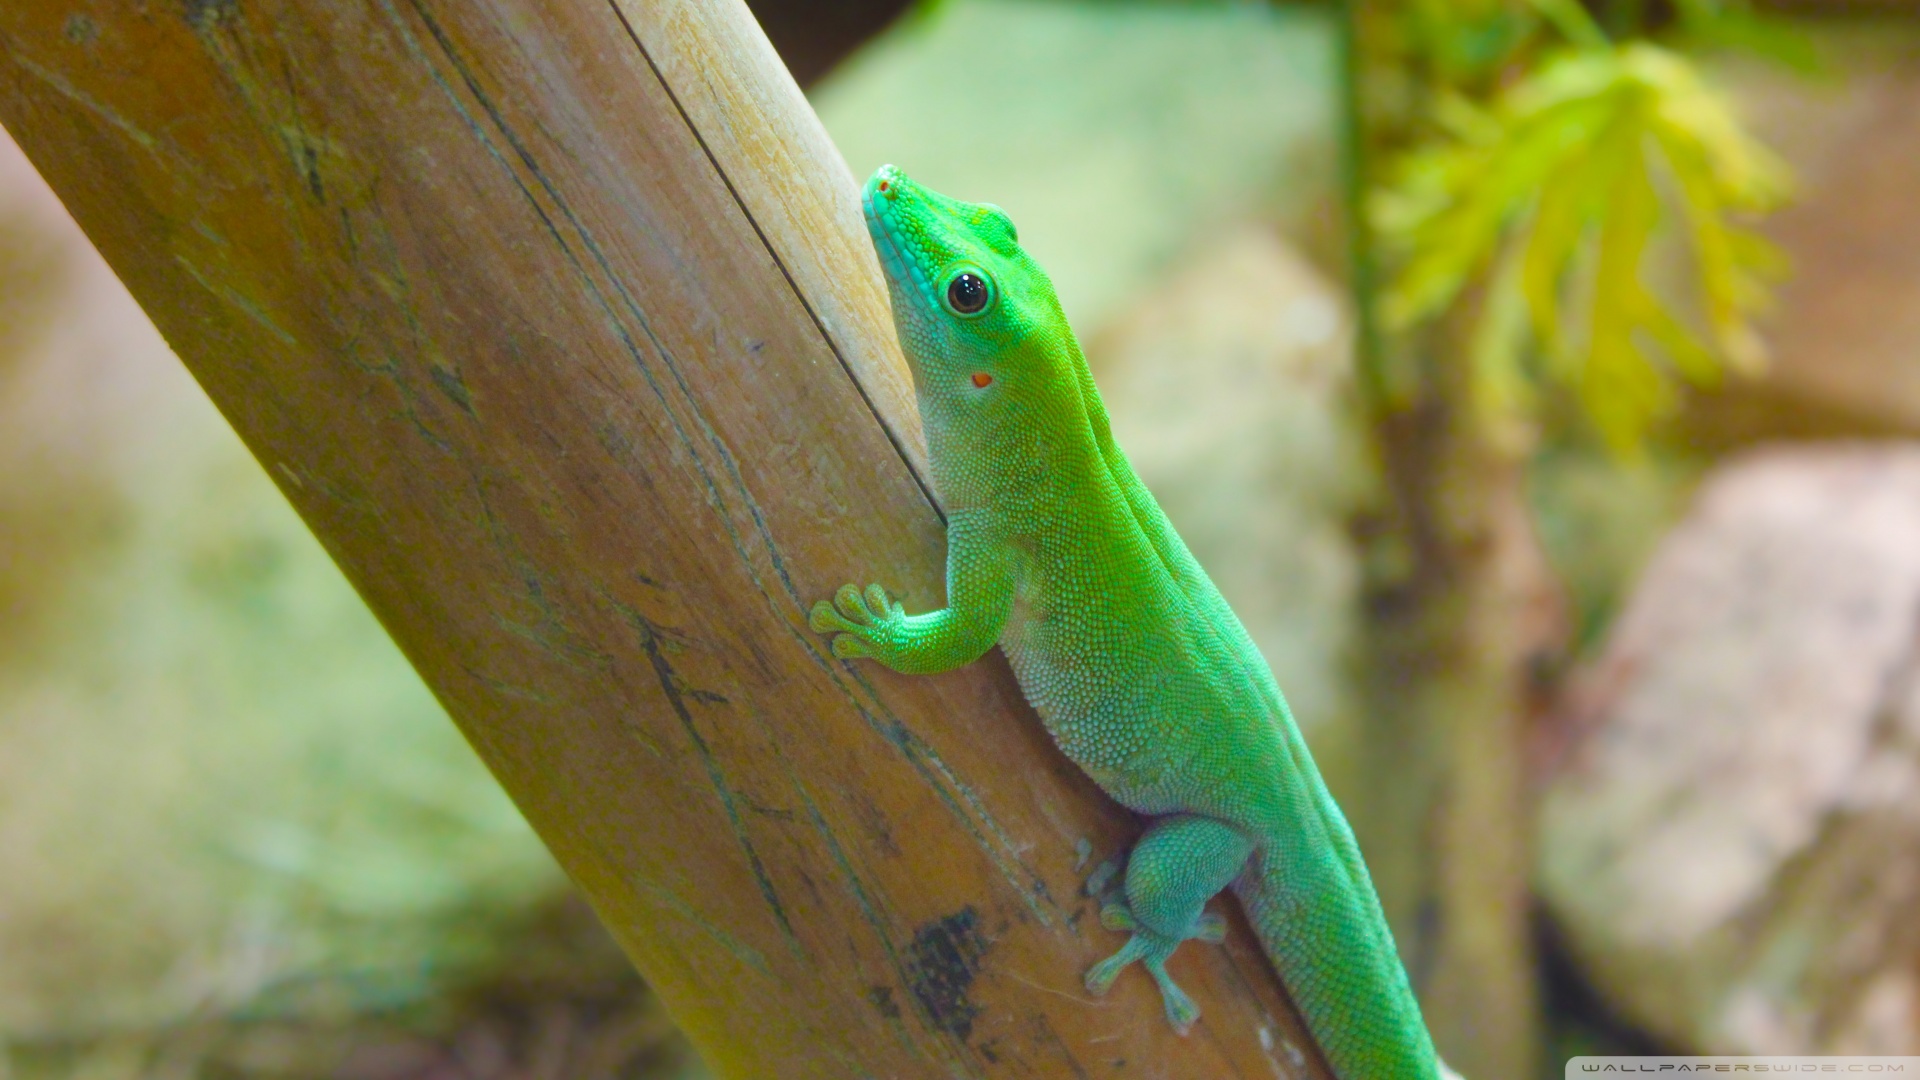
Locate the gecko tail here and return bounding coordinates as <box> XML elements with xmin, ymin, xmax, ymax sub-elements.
<box><xmin>1234</xmin><ymin>842</ymin><xmax>1449</xmax><ymax>1080</ymax></box>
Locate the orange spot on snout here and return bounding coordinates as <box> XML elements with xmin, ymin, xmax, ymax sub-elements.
<box><xmin>878</xmin><ymin>180</ymin><xmax>890</xmax><ymax>192</ymax></box>
<box><xmin>971</xmin><ymin>372</ymin><xmax>993</xmax><ymax>388</ymax></box>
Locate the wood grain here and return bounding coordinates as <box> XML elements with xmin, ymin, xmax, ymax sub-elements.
<box><xmin>0</xmin><ymin>1</ymin><xmax>1332</xmax><ymax>1075</ymax></box>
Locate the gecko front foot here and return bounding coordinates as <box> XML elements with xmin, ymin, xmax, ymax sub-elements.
<box><xmin>809</xmin><ymin>583</ymin><xmax>905</xmax><ymax>660</ymax></box>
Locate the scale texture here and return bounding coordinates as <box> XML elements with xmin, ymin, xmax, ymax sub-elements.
<box><xmin>811</xmin><ymin>165</ymin><xmax>1451</xmax><ymax>1079</ymax></box>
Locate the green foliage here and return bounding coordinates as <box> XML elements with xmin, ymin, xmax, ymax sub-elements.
<box><xmin>1671</xmin><ymin>0</ymin><xmax>1824</xmax><ymax>72</ymax></box>
<box><xmin>1375</xmin><ymin>37</ymin><xmax>1790</xmax><ymax>451</ymax></box>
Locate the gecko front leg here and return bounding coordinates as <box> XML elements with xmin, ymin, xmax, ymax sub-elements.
<box><xmin>810</xmin><ymin>510</ymin><xmax>1014</xmax><ymax>676</ymax></box>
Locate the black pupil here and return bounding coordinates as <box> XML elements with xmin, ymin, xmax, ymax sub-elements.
<box><xmin>948</xmin><ymin>273</ymin><xmax>988</xmax><ymax>314</ymax></box>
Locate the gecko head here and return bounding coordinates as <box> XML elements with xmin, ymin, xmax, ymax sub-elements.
<box><xmin>862</xmin><ymin>165</ymin><xmax>1080</xmax><ymax>444</ymax></box>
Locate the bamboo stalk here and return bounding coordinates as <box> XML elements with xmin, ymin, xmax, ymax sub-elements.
<box><xmin>0</xmin><ymin>0</ymin><xmax>1333</xmax><ymax>1075</ymax></box>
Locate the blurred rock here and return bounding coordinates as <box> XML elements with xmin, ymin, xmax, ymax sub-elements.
<box><xmin>1085</xmin><ymin>223</ymin><xmax>1367</xmax><ymax>770</ymax></box>
<box><xmin>0</xmin><ymin>125</ymin><xmax>566</xmax><ymax>1041</ymax></box>
<box><xmin>1539</xmin><ymin>444</ymin><xmax>1920</xmax><ymax>1053</ymax></box>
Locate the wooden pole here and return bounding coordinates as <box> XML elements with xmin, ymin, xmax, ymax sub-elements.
<box><xmin>0</xmin><ymin>1</ymin><xmax>1332</xmax><ymax>1075</ymax></box>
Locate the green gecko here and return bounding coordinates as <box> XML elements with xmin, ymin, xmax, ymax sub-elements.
<box><xmin>812</xmin><ymin>165</ymin><xmax>1453</xmax><ymax>1080</ymax></box>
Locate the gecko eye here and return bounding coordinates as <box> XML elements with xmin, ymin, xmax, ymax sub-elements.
<box><xmin>944</xmin><ymin>270</ymin><xmax>992</xmax><ymax>317</ymax></box>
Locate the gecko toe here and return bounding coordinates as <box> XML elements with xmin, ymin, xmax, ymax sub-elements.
<box><xmin>809</xmin><ymin>599</ymin><xmax>851</xmax><ymax>635</ymax></box>
<box><xmin>1084</xmin><ymin>934</ymin><xmax>1149</xmax><ymax>997</ymax></box>
<box><xmin>1084</xmin><ymin>954</ymin><xmax>1125</xmax><ymax>996</ymax></box>
<box><xmin>1192</xmin><ymin>912</ymin><xmax>1227</xmax><ymax>944</ymax></box>
<box><xmin>1164</xmin><ymin>989</ymin><xmax>1200</xmax><ymax>1034</ymax></box>
<box><xmin>1087</xmin><ymin>930</ymin><xmax>1200</xmax><ymax>1033</ymax></box>
<box><xmin>833</xmin><ymin>583</ymin><xmax>873</xmax><ymax>622</ymax></box>
<box><xmin>1148</xmin><ymin>957</ymin><xmax>1201</xmax><ymax>1033</ymax></box>
<box><xmin>1083</xmin><ymin>856</ymin><xmax>1122</xmax><ymax>899</ymax></box>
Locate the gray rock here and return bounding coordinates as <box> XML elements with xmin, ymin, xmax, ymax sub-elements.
<box><xmin>1540</xmin><ymin>445</ymin><xmax>1920</xmax><ymax>1054</ymax></box>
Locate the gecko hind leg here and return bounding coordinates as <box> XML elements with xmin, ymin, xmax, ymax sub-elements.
<box><xmin>1098</xmin><ymin>901</ymin><xmax>1227</xmax><ymax>943</ymax></box>
<box><xmin>1082</xmin><ymin>814</ymin><xmax>1254</xmax><ymax>1033</ymax></box>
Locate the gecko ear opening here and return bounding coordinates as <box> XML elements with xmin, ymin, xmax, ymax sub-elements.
<box><xmin>978</xmin><ymin>203</ymin><xmax>1018</xmax><ymax>246</ymax></box>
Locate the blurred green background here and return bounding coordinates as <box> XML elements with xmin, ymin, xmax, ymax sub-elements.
<box><xmin>3</xmin><ymin>1</ymin><xmax>1919</xmax><ymax>1076</ymax></box>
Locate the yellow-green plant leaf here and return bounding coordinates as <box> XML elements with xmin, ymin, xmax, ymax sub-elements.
<box><xmin>1376</xmin><ymin>39</ymin><xmax>1791</xmax><ymax>451</ymax></box>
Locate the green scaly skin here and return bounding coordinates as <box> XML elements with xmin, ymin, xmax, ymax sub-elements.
<box><xmin>811</xmin><ymin>165</ymin><xmax>1452</xmax><ymax>1080</ymax></box>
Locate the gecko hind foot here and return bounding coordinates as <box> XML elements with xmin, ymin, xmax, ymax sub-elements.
<box><xmin>1084</xmin><ymin>928</ymin><xmax>1203</xmax><ymax>1033</ymax></box>
<box><xmin>1084</xmin><ymin>885</ymin><xmax>1225</xmax><ymax>1034</ymax></box>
